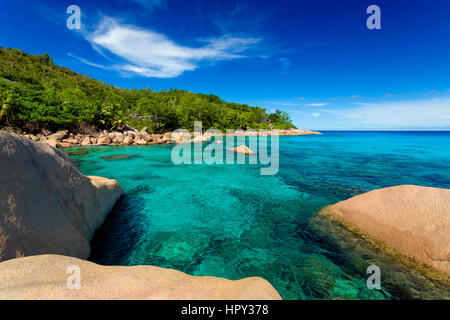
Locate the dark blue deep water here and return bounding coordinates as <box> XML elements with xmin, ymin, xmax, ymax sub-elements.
<box><xmin>67</xmin><ymin>131</ymin><xmax>450</xmax><ymax>299</ymax></box>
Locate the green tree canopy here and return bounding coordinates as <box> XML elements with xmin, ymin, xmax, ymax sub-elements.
<box><xmin>0</xmin><ymin>47</ymin><xmax>296</xmax><ymax>133</ymax></box>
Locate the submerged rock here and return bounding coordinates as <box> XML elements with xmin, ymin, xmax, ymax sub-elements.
<box><xmin>100</xmin><ymin>154</ymin><xmax>140</xmax><ymax>161</ymax></box>
<box><xmin>320</xmin><ymin>185</ymin><xmax>450</xmax><ymax>275</ymax></box>
<box><xmin>301</xmin><ymin>254</ymin><xmax>340</xmax><ymax>299</ymax></box>
<box><xmin>0</xmin><ymin>131</ymin><xmax>123</xmax><ymax>262</ymax></box>
<box><xmin>0</xmin><ymin>255</ymin><xmax>282</xmax><ymax>300</ymax></box>
<box><xmin>66</xmin><ymin>148</ymin><xmax>90</xmax><ymax>156</ymax></box>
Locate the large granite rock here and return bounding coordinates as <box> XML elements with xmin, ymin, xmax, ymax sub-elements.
<box><xmin>0</xmin><ymin>131</ymin><xmax>282</xmax><ymax>300</ymax></box>
<box><xmin>320</xmin><ymin>185</ymin><xmax>450</xmax><ymax>274</ymax></box>
<box><xmin>0</xmin><ymin>255</ymin><xmax>282</xmax><ymax>300</ymax></box>
<box><xmin>0</xmin><ymin>131</ymin><xmax>123</xmax><ymax>262</ymax></box>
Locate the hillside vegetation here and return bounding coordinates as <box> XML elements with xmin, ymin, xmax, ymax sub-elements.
<box><xmin>0</xmin><ymin>47</ymin><xmax>295</xmax><ymax>133</ymax></box>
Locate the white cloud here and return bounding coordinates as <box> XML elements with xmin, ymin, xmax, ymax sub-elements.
<box><xmin>320</xmin><ymin>98</ymin><xmax>450</xmax><ymax>127</ymax></box>
<box><xmin>68</xmin><ymin>53</ymin><xmax>114</xmax><ymax>70</ymax></box>
<box><xmin>81</xmin><ymin>17</ymin><xmax>259</xmax><ymax>78</ymax></box>
<box><xmin>305</xmin><ymin>103</ymin><xmax>326</xmax><ymax>107</ymax></box>
<box><xmin>352</xmin><ymin>102</ymin><xmax>375</xmax><ymax>106</ymax></box>
<box><xmin>311</xmin><ymin>113</ymin><xmax>321</xmax><ymax>117</ymax></box>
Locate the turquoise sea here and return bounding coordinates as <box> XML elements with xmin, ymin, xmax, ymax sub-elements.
<box><xmin>67</xmin><ymin>131</ymin><xmax>450</xmax><ymax>300</ymax></box>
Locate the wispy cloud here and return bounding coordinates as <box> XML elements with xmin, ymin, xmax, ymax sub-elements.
<box><xmin>305</xmin><ymin>103</ymin><xmax>326</xmax><ymax>107</ymax></box>
<box><xmin>261</xmin><ymin>100</ymin><xmax>300</xmax><ymax>107</ymax></box>
<box><xmin>278</xmin><ymin>57</ymin><xmax>291</xmax><ymax>74</ymax></box>
<box><xmin>319</xmin><ymin>98</ymin><xmax>450</xmax><ymax>127</ymax></box>
<box><xmin>352</xmin><ymin>102</ymin><xmax>375</xmax><ymax>106</ymax></box>
<box><xmin>79</xmin><ymin>17</ymin><xmax>259</xmax><ymax>78</ymax></box>
<box><xmin>68</xmin><ymin>53</ymin><xmax>113</xmax><ymax>70</ymax></box>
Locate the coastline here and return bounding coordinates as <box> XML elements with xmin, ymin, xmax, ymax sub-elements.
<box><xmin>2</xmin><ymin>128</ymin><xmax>322</xmax><ymax>149</ymax></box>
<box><xmin>0</xmin><ymin>131</ymin><xmax>282</xmax><ymax>300</ymax></box>
<box><xmin>1</xmin><ymin>130</ymin><xmax>449</xmax><ymax>299</ymax></box>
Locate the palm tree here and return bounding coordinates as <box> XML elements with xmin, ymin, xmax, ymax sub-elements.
<box><xmin>0</xmin><ymin>95</ymin><xmax>12</xmax><ymax>123</ymax></box>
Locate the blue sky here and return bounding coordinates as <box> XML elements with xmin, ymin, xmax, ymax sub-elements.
<box><xmin>1</xmin><ymin>0</ymin><xmax>450</xmax><ymax>130</ymax></box>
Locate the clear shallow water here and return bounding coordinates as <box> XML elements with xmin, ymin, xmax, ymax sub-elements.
<box><xmin>67</xmin><ymin>131</ymin><xmax>450</xmax><ymax>300</ymax></box>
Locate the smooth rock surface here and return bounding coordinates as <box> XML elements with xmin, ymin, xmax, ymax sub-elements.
<box><xmin>321</xmin><ymin>185</ymin><xmax>450</xmax><ymax>274</ymax></box>
<box><xmin>80</xmin><ymin>136</ymin><xmax>91</xmax><ymax>146</ymax></box>
<box><xmin>96</xmin><ymin>135</ymin><xmax>111</xmax><ymax>145</ymax></box>
<box><xmin>0</xmin><ymin>255</ymin><xmax>282</xmax><ymax>300</ymax></box>
<box><xmin>0</xmin><ymin>131</ymin><xmax>123</xmax><ymax>262</ymax></box>
<box><xmin>228</xmin><ymin>145</ymin><xmax>254</xmax><ymax>155</ymax></box>
<box><xmin>42</xmin><ymin>138</ymin><xmax>59</xmax><ymax>148</ymax></box>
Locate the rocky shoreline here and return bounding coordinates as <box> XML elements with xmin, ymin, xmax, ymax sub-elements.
<box><xmin>2</xmin><ymin>128</ymin><xmax>321</xmax><ymax>148</ymax></box>
<box><xmin>0</xmin><ymin>131</ymin><xmax>281</xmax><ymax>299</ymax></box>
<box><xmin>0</xmin><ymin>130</ymin><xmax>448</xmax><ymax>299</ymax></box>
